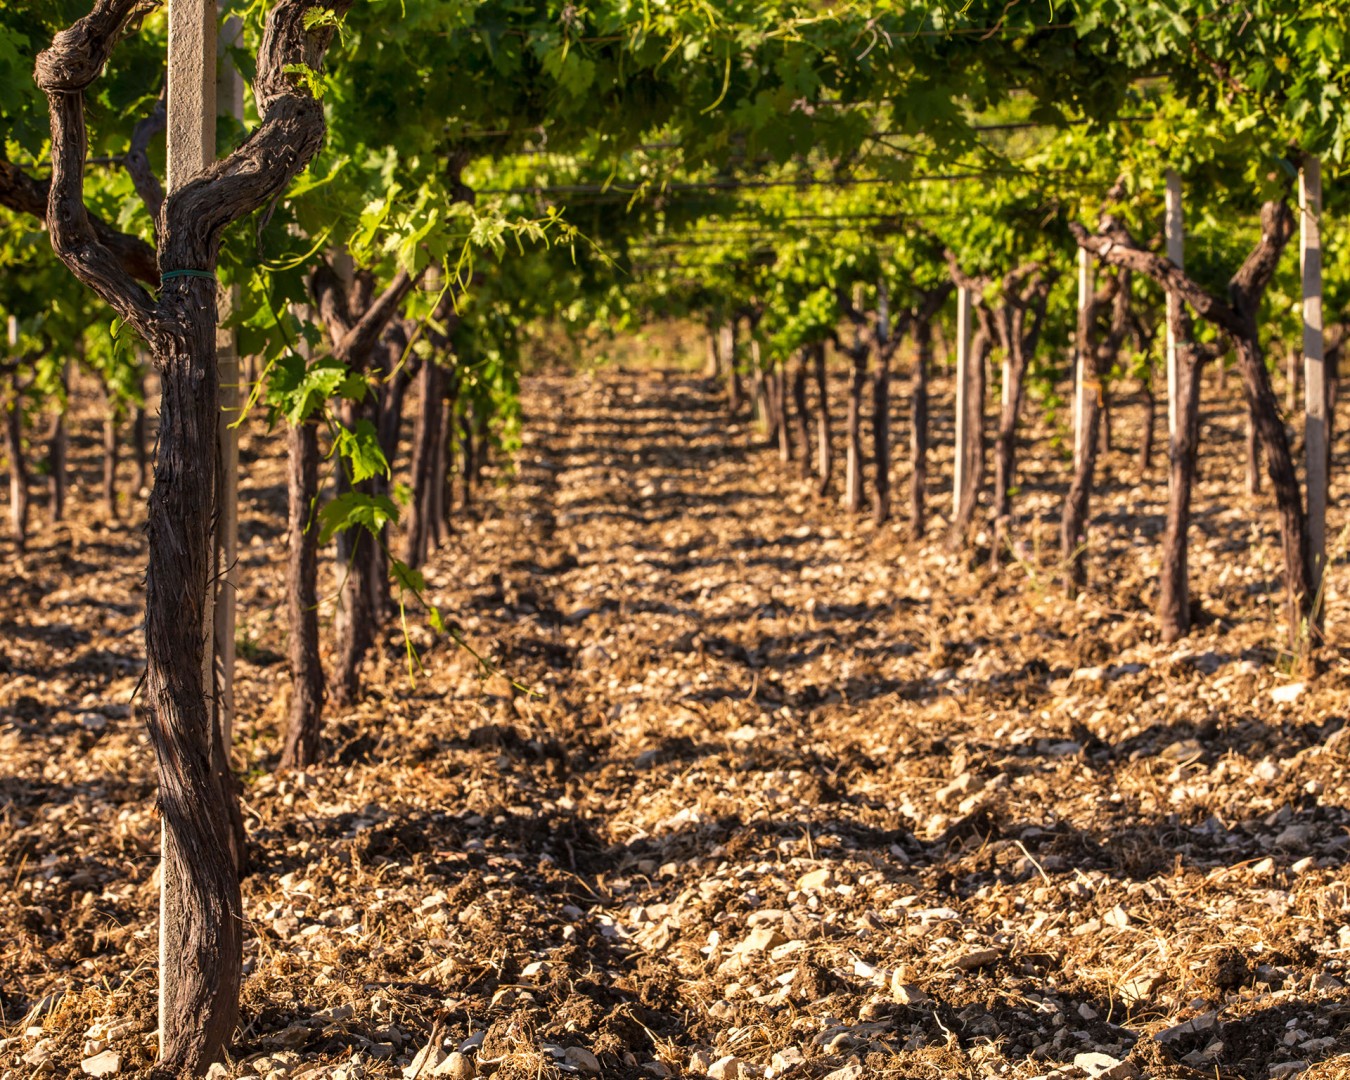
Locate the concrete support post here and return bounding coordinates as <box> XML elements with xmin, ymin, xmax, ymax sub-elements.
<box><xmin>1074</xmin><ymin>247</ymin><xmax>1094</xmax><ymax>467</ymax></box>
<box><xmin>953</xmin><ymin>284</ymin><xmax>973</xmax><ymax>521</ymax></box>
<box><xmin>164</xmin><ymin>0</ymin><xmax>217</xmax><ymax>1050</ymax></box>
<box><xmin>1165</xmin><ymin>170</ymin><xmax>1184</xmax><ymax>439</ymax></box>
<box><xmin>1301</xmin><ymin>157</ymin><xmax>1326</xmax><ymax>626</ymax></box>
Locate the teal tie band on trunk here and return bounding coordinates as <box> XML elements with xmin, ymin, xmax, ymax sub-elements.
<box><xmin>160</xmin><ymin>269</ymin><xmax>218</xmax><ymax>285</ymax></box>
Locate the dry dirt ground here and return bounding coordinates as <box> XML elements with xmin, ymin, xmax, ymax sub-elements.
<box><xmin>2</xmin><ymin>364</ymin><xmax>1350</xmax><ymax>1080</ymax></box>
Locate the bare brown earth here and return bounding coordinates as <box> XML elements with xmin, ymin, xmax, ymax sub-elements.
<box><xmin>2</xmin><ymin>363</ymin><xmax>1350</xmax><ymax>1080</ymax></box>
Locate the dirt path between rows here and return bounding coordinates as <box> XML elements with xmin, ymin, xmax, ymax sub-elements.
<box><xmin>3</xmin><ymin>369</ymin><xmax>1350</xmax><ymax>1080</ymax></box>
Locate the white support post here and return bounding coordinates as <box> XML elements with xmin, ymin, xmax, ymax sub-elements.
<box><xmin>1074</xmin><ymin>247</ymin><xmax>1094</xmax><ymax>466</ymax></box>
<box><xmin>952</xmin><ymin>284</ymin><xmax>973</xmax><ymax>521</ymax></box>
<box><xmin>214</xmin><ymin>11</ymin><xmax>242</xmax><ymax>751</ymax></box>
<box><xmin>167</xmin><ymin>0</ymin><xmax>217</xmax><ymax>683</ymax></box>
<box><xmin>164</xmin><ymin>0</ymin><xmax>216</xmax><ymax>1052</ymax></box>
<box><xmin>1302</xmin><ymin>157</ymin><xmax>1327</xmax><ymax>605</ymax></box>
<box><xmin>1164</xmin><ymin>170</ymin><xmax>1184</xmax><ymax>439</ymax></box>
<box><xmin>7</xmin><ymin>318</ymin><xmax>17</xmax><ymax>544</ymax></box>
<box><xmin>167</xmin><ymin>0</ymin><xmax>217</xmax><ymax>191</ymax></box>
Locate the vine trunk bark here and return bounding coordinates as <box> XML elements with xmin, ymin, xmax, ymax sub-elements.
<box><xmin>1235</xmin><ymin>334</ymin><xmax>1314</xmax><ymax>637</ymax></box>
<box><xmin>45</xmin><ymin>389</ymin><xmax>66</xmax><ymax>526</ymax></box>
<box><xmin>1061</xmin><ymin>275</ymin><xmax>1129</xmax><ymax>595</ymax></box>
<box><xmin>1159</xmin><ymin>337</ymin><xmax>1205</xmax><ymax>641</ymax></box>
<box><xmin>34</xmin><ymin>3</ymin><xmax>353</xmax><ymax>1068</ymax></box>
<box><xmin>1073</xmin><ymin>198</ymin><xmax>1309</xmax><ymax>643</ymax></box>
<box><xmin>331</xmin><ymin>400</ymin><xmax>378</xmax><ymax>709</ymax></box>
<box><xmin>1138</xmin><ymin>372</ymin><xmax>1156</xmax><ymax>475</ymax></box>
<box><xmin>132</xmin><ymin>395</ymin><xmax>148</xmax><ymax>495</ymax></box>
<box><xmin>872</xmin><ymin>340</ymin><xmax>892</xmax><ymax>525</ymax></box>
<box><xmin>280</xmin><ymin>420</ymin><xmax>323</xmax><ymax>768</ymax></box>
<box><xmin>991</xmin><ymin>349</ymin><xmax>1028</xmax><ymax>566</ymax></box>
<box><xmin>406</xmin><ymin>359</ymin><xmax>443</xmax><ymax>569</ymax></box>
<box><xmin>102</xmin><ymin>403</ymin><xmax>120</xmax><ymax>518</ymax></box>
<box><xmin>1245</xmin><ymin>407</ymin><xmax>1262</xmax><ymax>495</ymax></box>
<box><xmin>910</xmin><ymin>318</ymin><xmax>931</xmax><ymax>540</ymax></box>
<box><xmin>774</xmin><ymin>365</ymin><xmax>792</xmax><ymax>464</ymax></box>
<box><xmin>812</xmin><ymin>343</ymin><xmax>831</xmax><ymax>496</ymax></box>
<box><xmin>143</xmin><ymin>304</ymin><xmax>242</xmax><ymax>1073</ymax></box>
<box><xmin>791</xmin><ymin>350</ymin><xmax>811</xmax><ymax>480</ymax></box>
<box><xmin>5</xmin><ymin>392</ymin><xmax>28</xmax><ymax>552</ymax></box>
<box><xmin>988</xmin><ymin>268</ymin><xmax>1051</xmax><ymax>567</ymax></box>
<box><xmin>951</xmin><ymin>320</ymin><xmax>989</xmax><ymax>545</ymax></box>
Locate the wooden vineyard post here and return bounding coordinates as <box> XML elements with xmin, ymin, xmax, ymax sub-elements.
<box><xmin>1301</xmin><ymin>156</ymin><xmax>1326</xmax><ymax>633</ymax></box>
<box><xmin>952</xmin><ymin>284</ymin><xmax>973</xmax><ymax>525</ymax></box>
<box><xmin>1165</xmin><ymin>170</ymin><xmax>1183</xmax><ymax>439</ymax></box>
<box><xmin>873</xmin><ymin>278</ymin><xmax>892</xmax><ymax>524</ymax></box>
<box><xmin>214</xmin><ymin>9</ymin><xmax>242</xmax><ymax>753</ymax></box>
<box><xmin>1158</xmin><ymin>170</ymin><xmax>1192</xmax><ymax>640</ymax></box>
<box><xmin>722</xmin><ymin>321</ymin><xmax>742</xmax><ymax>414</ymax></box>
<box><xmin>952</xmin><ymin>284</ymin><xmax>971</xmax><ymax>524</ymax></box>
<box><xmin>164</xmin><ymin>0</ymin><xmax>217</xmax><ymax>1055</ymax></box>
<box><xmin>1073</xmin><ymin>247</ymin><xmax>1094</xmax><ymax>467</ymax></box>
<box><xmin>1000</xmin><ymin>330</ymin><xmax>1012</xmax><ymax>411</ymax></box>
<box><xmin>5</xmin><ymin>316</ymin><xmax>22</xmax><ymax>552</ymax></box>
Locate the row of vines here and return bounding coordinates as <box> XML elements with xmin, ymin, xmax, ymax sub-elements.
<box><xmin>2</xmin><ymin>0</ymin><xmax>1348</xmax><ymax>1074</ymax></box>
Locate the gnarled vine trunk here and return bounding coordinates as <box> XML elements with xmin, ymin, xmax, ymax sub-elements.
<box><xmin>750</xmin><ymin>354</ymin><xmax>771</xmax><ymax>443</ymax></box>
<box><xmin>1097</xmin><ymin>386</ymin><xmax>1112</xmax><ymax>457</ymax></box>
<box><xmin>991</xmin><ymin>351</ymin><xmax>1027</xmax><ymax>566</ymax></box>
<box><xmin>45</xmin><ymin>387</ymin><xmax>66</xmax><ymax>526</ymax></box>
<box><xmin>440</xmin><ymin>369</ymin><xmax>462</xmax><ymax>541</ymax></box>
<box><xmin>102</xmin><ymin>407</ymin><xmax>120</xmax><ymax>518</ymax></box>
<box><xmin>1061</xmin><ymin>272</ymin><xmax>1129</xmax><ymax>595</ymax></box>
<box><xmin>459</xmin><ymin>402</ymin><xmax>476</xmax><ymax>510</ymax></box>
<box><xmin>33</xmin><ymin>4</ymin><xmax>353</xmax><ymax>1064</ymax></box>
<box><xmin>132</xmin><ymin>397</ymin><xmax>149</xmax><ymax>494</ymax></box>
<box><xmin>331</xmin><ymin>401</ymin><xmax>378</xmax><ymax>709</ymax></box>
<box><xmin>871</xmin><ymin>337</ymin><xmax>894</xmax><ymax>525</ymax></box>
<box><xmin>143</xmin><ymin>309</ymin><xmax>243</xmax><ymax>1073</ymax></box>
<box><xmin>705</xmin><ymin>327</ymin><xmax>721</xmax><ymax>378</ymax></box>
<box><xmin>406</xmin><ymin>358</ymin><xmax>443</xmax><ymax>569</ymax></box>
<box><xmin>1138</xmin><ymin>374</ymin><xmax>1156</xmax><ymax>475</ymax></box>
<box><xmin>367</xmin><ymin>330</ymin><xmax>410</xmax><ymax>625</ymax></box>
<box><xmin>812</xmin><ymin>342</ymin><xmax>831</xmax><ymax>496</ymax></box>
<box><xmin>310</xmin><ymin>262</ymin><xmax>419</xmax><ymax>705</ymax></box>
<box><xmin>1159</xmin><ymin>333</ymin><xmax>1207</xmax><ymax>641</ymax></box>
<box><xmin>280</xmin><ymin>420</ymin><xmax>323</xmax><ymax>769</ymax></box>
<box><xmin>1234</xmin><ymin>333</ymin><xmax>1313</xmax><ymax>635</ymax></box>
<box><xmin>791</xmin><ymin>349</ymin><xmax>811</xmax><ymax>480</ymax></box>
<box><xmin>774</xmin><ymin>364</ymin><xmax>792</xmax><ymax>463</ymax></box>
<box><xmin>724</xmin><ymin>321</ymin><xmax>743</xmax><ymax>416</ymax></box>
<box><xmin>1074</xmin><ymin>200</ymin><xmax>1309</xmax><ymax>639</ymax></box>
<box><xmin>989</xmin><ymin>267</ymin><xmax>1051</xmax><ymax>566</ymax></box>
<box><xmin>1244</xmin><ymin>407</ymin><xmax>1262</xmax><ymax>495</ymax></box>
<box><xmin>5</xmin><ymin>390</ymin><xmax>28</xmax><ymax>552</ymax></box>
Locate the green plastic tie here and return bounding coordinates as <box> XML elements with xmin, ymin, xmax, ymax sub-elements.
<box><xmin>160</xmin><ymin>268</ymin><xmax>218</xmax><ymax>285</ymax></box>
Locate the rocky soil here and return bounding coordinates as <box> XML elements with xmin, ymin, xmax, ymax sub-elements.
<box><xmin>2</xmin><ymin>364</ymin><xmax>1349</xmax><ymax>1080</ymax></box>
